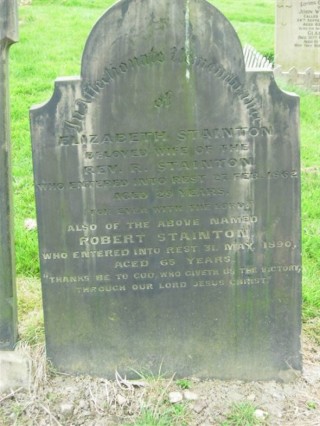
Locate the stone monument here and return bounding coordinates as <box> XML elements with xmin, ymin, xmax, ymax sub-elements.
<box><xmin>0</xmin><ymin>0</ymin><xmax>18</xmax><ymax>350</ymax></box>
<box><xmin>275</xmin><ymin>0</ymin><xmax>320</xmax><ymax>91</ymax></box>
<box><xmin>31</xmin><ymin>0</ymin><xmax>302</xmax><ymax>381</ymax></box>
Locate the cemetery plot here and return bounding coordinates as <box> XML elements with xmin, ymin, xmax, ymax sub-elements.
<box><xmin>31</xmin><ymin>0</ymin><xmax>301</xmax><ymax>380</ymax></box>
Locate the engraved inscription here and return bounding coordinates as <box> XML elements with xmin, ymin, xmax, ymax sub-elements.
<box><xmin>294</xmin><ymin>1</ymin><xmax>320</xmax><ymax>49</ymax></box>
<box><xmin>64</xmin><ymin>43</ymin><xmax>265</xmax><ymax>131</ymax></box>
<box><xmin>276</xmin><ymin>0</ymin><xmax>320</xmax><ymax>70</ymax></box>
<box><xmin>42</xmin><ymin>260</ymin><xmax>301</xmax><ymax>293</ymax></box>
<box><xmin>65</xmin><ymin>48</ymin><xmax>165</xmax><ymax>132</ymax></box>
<box><xmin>41</xmin><ymin>204</ymin><xmax>300</xmax><ymax>294</ymax></box>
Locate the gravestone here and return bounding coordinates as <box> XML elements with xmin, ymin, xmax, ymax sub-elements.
<box><xmin>31</xmin><ymin>0</ymin><xmax>301</xmax><ymax>380</ymax></box>
<box><xmin>0</xmin><ymin>0</ymin><xmax>18</xmax><ymax>350</ymax></box>
<box><xmin>275</xmin><ymin>0</ymin><xmax>320</xmax><ymax>91</ymax></box>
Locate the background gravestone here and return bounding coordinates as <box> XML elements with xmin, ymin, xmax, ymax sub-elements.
<box><xmin>275</xmin><ymin>0</ymin><xmax>320</xmax><ymax>90</ymax></box>
<box><xmin>0</xmin><ymin>0</ymin><xmax>18</xmax><ymax>350</ymax></box>
<box><xmin>31</xmin><ymin>0</ymin><xmax>301</xmax><ymax>380</ymax></box>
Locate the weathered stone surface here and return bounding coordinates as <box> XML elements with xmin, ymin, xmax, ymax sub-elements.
<box><xmin>0</xmin><ymin>351</ymin><xmax>30</xmax><ymax>393</ymax></box>
<box><xmin>30</xmin><ymin>0</ymin><xmax>301</xmax><ymax>380</ymax></box>
<box><xmin>0</xmin><ymin>0</ymin><xmax>19</xmax><ymax>43</ymax></box>
<box><xmin>275</xmin><ymin>0</ymin><xmax>320</xmax><ymax>71</ymax></box>
<box><xmin>0</xmin><ymin>0</ymin><xmax>18</xmax><ymax>350</ymax></box>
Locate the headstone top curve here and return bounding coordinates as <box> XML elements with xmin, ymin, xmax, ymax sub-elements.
<box><xmin>81</xmin><ymin>0</ymin><xmax>245</xmax><ymax>84</ymax></box>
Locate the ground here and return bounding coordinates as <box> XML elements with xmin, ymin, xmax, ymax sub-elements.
<box><xmin>0</xmin><ymin>325</ymin><xmax>319</xmax><ymax>426</ymax></box>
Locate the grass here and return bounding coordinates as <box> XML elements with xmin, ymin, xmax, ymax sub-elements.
<box><xmin>17</xmin><ymin>277</ymin><xmax>44</xmax><ymax>345</ymax></box>
<box><xmin>221</xmin><ymin>402</ymin><xmax>264</xmax><ymax>426</ymax></box>
<box><xmin>120</xmin><ymin>374</ymin><xmax>192</xmax><ymax>426</ymax></box>
<box><xmin>125</xmin><ymin>404</ymin><xmax>190</xmax><ymax>426</ymax></box>
<box><xmin>176</xmin><ymin>379</ymin><xmax>192</xmax><ymax>390</ymax></box>
<box><xmin>212</xmin><ymin>0</ymin><xmax>275</xmax><ymax>58</ymax></box>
